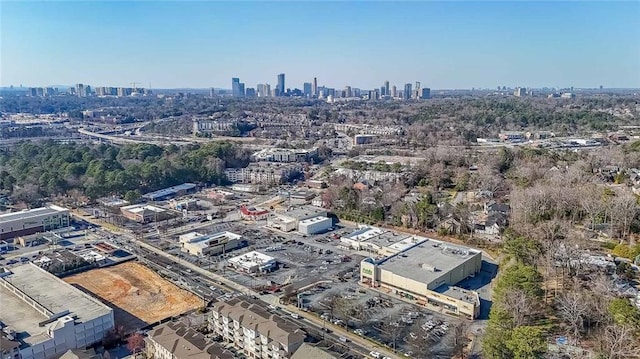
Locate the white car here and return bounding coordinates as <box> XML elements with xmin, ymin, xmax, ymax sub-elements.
<box><xmin>369</xmin><ymin>351</ymin><xmax>381</xmax><ymax>358</ymax></box>
<box><xmin>291</xmin><ymin>313</ymin><xmax>300</xmax><ymax>319</ymax></box>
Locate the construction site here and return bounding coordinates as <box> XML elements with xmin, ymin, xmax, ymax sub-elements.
<box><xmin>64</xmin><ymin>261</ymin><xmax>201</xmax><ymax>331</ymax></box>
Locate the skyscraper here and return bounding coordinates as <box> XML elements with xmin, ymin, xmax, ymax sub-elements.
<box><xmin>277</xmin><ymin>73</ymin><xmax>285</xmax><ymax>97</ymax></box>
<box><xmin>344</xmin><ymin>86</ymin><xmax>352</xmax><ymax>98</ymax></box>
<box><xmin>239</xmin><ymin>83</ymin><xmax>245</xmax><ymax>97</ymax></box>
<box><xmin>384</xmin><ymin>81</ymin><xmax>390</xmax><ymax>97</ymax></box>
<box><xmin>380</xmin><ymin>86</ymin><xmax>386</xmax><ymax>96</ymax></box>
<box><xmin>403</xmin><ymin>83</ymin><xmax>412</xmax><ymax>100</ymax></box>
<box><xmin>391</xmin><ymin>85</ymin><xmax>397</xmax><ymax>98</ymax></box>
<box><xmin>245</xmin><ymin>88</ymin><xmax>255</xmax><ymax>97</ymax></box>
<box><xmin>76</xmin><ymin>83</ymin><xmax>85</xmax><ymax>98</ymax></box>
<box><xmin>209</xmin><ymin>88</ymin><xmax>215</xmax><ymax>97</ymax></box>
<box><xmin>232</xmin><ymin>78</ymin><xmax>241</xmax><ymax>97</ymax></box>
<box><xmin>303</xmin><ymin>82</ymin><xmax>312</xmax><ymax>96</ymax></box>
<box><xmin>312</xmin><ymin>77</ymin><xmax>318</xmax><ymax>97</ymax></box>
<box><xmin>421</xmin><ymin>88</ymin><xmax>431</xmax><ymax>99</ymax></box>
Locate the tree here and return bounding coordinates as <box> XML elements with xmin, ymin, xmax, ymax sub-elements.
<box><xmin>505</xmin><ymin>326</ymin><xmax>547</xmax><ymax>359</ymax></box>
<box><xmin>556</xmin><ymin>290</ymin><xmax>590</xmax><ymax>340</ymax></box>
<box><xmin>608</xmin><ymin>297</ymin><xmax>640</xmax><ymax>329</ymax></box>
<box><xmin>494</xmin><ymin>264</ymin><xmax>544</xmax><ymax>300</ymax></box>
<box><xmin>502</xmin><ymin>233</ymin><xmax>542</xmax><ymax>265</ymax></box>
<box><xmin>595</xmin><ymin>324</ymin><xmax>640</xmax><ymax>359</ymax></box>
<box><xmin>126</xmin><ymin>333</ymin><xmax>145</xmax><ymax>354</ymax></box>
<box><xmin>124</xmin><ymin>190</ymin><xmax>142</xmax><ymax>204</ymax></box>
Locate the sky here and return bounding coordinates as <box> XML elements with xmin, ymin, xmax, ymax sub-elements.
<box><xmin>1</xmin><ymin>1</ymin><xmax>639</xmax><ymax>90</ymax></box>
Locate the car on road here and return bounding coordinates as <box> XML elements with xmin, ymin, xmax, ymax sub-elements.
<box><xmin>321</xmin><ymin>327</ymin><xmax>332</xmax><ymax>333</ymax></box>
<box><xmin>19</xmin><ymin>257</ymin><xmax>29</xmax><ymax>262</ymax></box>
<box><xmin>291</xmin><ymin>313</ymin><xmax>300</xmax><ymax>319</ymax></box>
<box><xmin>338</xmin><ymin>337</ymin><xmax>349</xmax><ymax>343</ymax></box>
<box><xmin>7</xmin><ymin>259</ymin><xmax>18</xmax><ymax>265</ymax></box>
<box><xmin>369</xmin><ymin>352</ymin><xmax>381</xmax><ymax>359</ymax></box>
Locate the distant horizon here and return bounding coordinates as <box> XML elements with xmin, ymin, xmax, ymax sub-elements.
<box><xmin>2</xmin><ymin>1</ymin><xmax>639</xmax><ymax>89</ymax></box>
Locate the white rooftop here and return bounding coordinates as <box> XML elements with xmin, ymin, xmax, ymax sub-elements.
<box><xmin>121</xmin><ymin>204</ymin><xmax>165</xmax><ymax>214</ymax></box>
<box><xmin>0</xmin><ymin>205</ymin><xmax>68</xmax><ymax>223</ymax></box>
<box><xmin>228</xmin><ymin>251</ymin><xmax>275</xmax><ymax>267</ymax></box>
<box><xmin>181</xmin><ymin>231</ymin><xmax>242</xmax><ymax>248</ymax></box>
<box><xmin>299</xmin><ymin>216</ymin><xmax>330</xmax><ymax>224</ymax></box>
<box><xmin>343</xmin><ymin>226</ymin><xmax>386</xmax><ymax>242</ymax></box>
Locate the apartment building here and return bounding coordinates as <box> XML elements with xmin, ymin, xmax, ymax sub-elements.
<box><xmin>209</xmin><ymin>298</ymin><xmax>306</xmax><ymax>359</ymax></box>
<box><xmin>224</xmin><ymin>163</ymin><xmax>301</xmax><ymax>185</ymax></box>
<box><xmin>146</xmin><ymin>321</ymin><xmax>234</xmax><ymax>359</ymax></box>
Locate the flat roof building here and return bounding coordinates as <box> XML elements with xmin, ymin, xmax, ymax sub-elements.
<box><xmin>179</xmin><ymin>231</ymin><xmax>244</xmax><ymax>256</ymax></box>
<box><xmin>227</xmin><ymin>251</ymin><xmax>277</xmax><ymax>273</ymax></box>
<box><xmin>142</xmin><ymin>183</ymin><xmax>197</xmax><ymax>201</ymax></box>
<box><xmin>0</xmin><ymin>264</ymin><xmax>114</xmax><ymax>359</ymax></box>
<box><xmin>0</xmin><ymin>205</ymin><xmax>70</xmax><ymax>241</ymax></box>
<box><xmin>120</xmin><ymin>204</ymin><xmax>168</xmax><ymax>223</ymax></box>
<box><xmin>360</xmin><ymin>238</ymin><xmax>482</xmax><ymax>319</ymax></box>
<box><xmin>298</xmin><ymin>216</ymin><xmax>332</xmax><ymax>235</ymax></box>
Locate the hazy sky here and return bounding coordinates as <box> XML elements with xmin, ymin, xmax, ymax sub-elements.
<box><xmin>2</xmin><ymin>1</ymin><xmax>639</xmax><ymax>89</ymax></box>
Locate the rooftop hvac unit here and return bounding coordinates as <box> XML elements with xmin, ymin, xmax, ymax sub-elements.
<box><xmin>421</xmin><ymin>264</ymin><xmax>437</xmax><ymax>272</ymax></box>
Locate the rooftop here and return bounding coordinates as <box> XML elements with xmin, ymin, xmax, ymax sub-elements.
<box><xmin>0</xmin><ymin>205</ymin><xmax>68</xmax><ymax>223</ymax></box>
<box><xmin>0</xmin><ymin>264</ymin><xmax>112</xmax><ymax>346</ymax></box>
<box><xmin>212</xmin><ymin>298</ymin><xmax>305</xmax><ymax>349</ymax></box>
<box><xmin>278</xmin><ymin>205</ymin><xmax>326</xmax><ymax>221</ymax></box>
<box><xmin>149</xmin><ymin>321</ymin><xmax>234</xmax><ymax>359</ymax></box>
<box><xmin>228</xmin><ymin>251</ymin><xmax>275</xmax><ymax>267</ymax></box>
<box><xmin>376</xmin><ymin>239</ymin><xmax>482</xmax><ymax>287</ymax></box>
<box><xmin>435</xmin><ymin>285</ymin><xmax>480</xmax><ymax>305</ymax></box>
<box><xmin>298</xmin><ymin>216</ymin><xmax>330</xmax><ymax>225</ymax></box>
<box><xmin>180</xmin><ymin>231</ymin><xmax>242</xmax><ymax>248</ymax></box>
<box><xmin>142</xmin><ymin>183</ymin><xmax>196</xmax><ymax>200</ymax></box>
<box><xmin>121</xmin><ymin>204</ymin><xmax>165</xmax><ymax>214</ymax></box>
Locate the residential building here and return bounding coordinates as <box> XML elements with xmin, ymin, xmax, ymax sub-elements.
<box><xmin>179</xmin><ymin>231</ymin><xmax>243</xmax><ymax>256</ymax></box>
<box><xmin>251</xmin><ymin>148</ymin><xmax>317</xmax><ymax>163</ymax></box>
<box><xmin>224</xmin><ymin>163</ymin><xmax>301</xmax><ymax>185</ymax></box>
<box><xmin>360</xmin><ymin>238</ymin><xmax>482</xmax><ymax>319</ymax></box>
<box><xmin>209</xmin><ymin>297</ymin><xmax>306</xmax><ymax>358</ymax></box>
<box><xmin>227</xmin><ymin>251</ymin><xmax>277</xmax><ymax>273</ymax></box>
<box><xmin>0</xmin><ymin>264</ymin><xmax>114</xmax><ymax>359</ymax></box>
<box><xmin>0</xmin><ymin>205</ymin><xmax>70</xmax><ymax>241</ymax></box>
<box><xmin>146</xmin><ymin>321</ymin><xmax>234</xmax><ymax>359</ymax></box>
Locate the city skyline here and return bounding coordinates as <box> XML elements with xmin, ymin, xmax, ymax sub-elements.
<box><xmin>2</xmin><ymin>2</ymin><xmax>639</xmax><ymax>89</ymax></box>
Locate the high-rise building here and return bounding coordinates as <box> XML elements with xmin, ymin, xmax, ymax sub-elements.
<box><xmin>209</xmin><ymin>87</ymin><xmax>215</xmax><ymax>97</ymax></box>
<box><xmin>239</xmin><ymin>83</ymin><xmax>245</xmax><ymax>97</ymax></box>
<box><xmin>344</xmin><ymin>86</ymin><xmax>352</xmax><ymax>98</ymax></box>
<box><xmin>384</xmin><ymin>81</ymin><xmax>390</xmax><ymax>97</ymax></box>
<box><xmin>391</xmin><ymin>85</ymin><xmax>397</xmax><ymax>98</ymax></box>
<box><xmin>29</xmin><ymin>88</ymin><xmax>38</xmax><ymax>97</ymax></box>
<box><xmin>76</xmin><ymin>83</ymin><xmax>85</xmax><ymax>97</ymax></box>
<box><xmin>277</xmin><ymin>73</ymin><xmax>285</xmax><ymax>96</ymax></box>
<box><xmin>403</xmin><ymin>83</ymin><xmax>412</xmax><ymax>100</ymax></box>
<box><xmin>245</xmin><ymin>88</ymin><xmax>255</xmax><ymax>97</ymax></box>
<box><xmin>312</xmin><ymin>77</ymin><xmax>318</xmax><ymax>97</ymax></box>
<box><xmin>232</xmin><ymin>78</ymin><xmax>241</xmax><ymax>97</ymax></box>
<box><xmin>303</xmin><ymin>82</ymin><xmax>312</xmax><ymax>96</ymax></box>
<box><xmin>421</xmin><ymin>88</ymin><xmax>431</xmax><ymax>99</ymax></box>
<box><xmin>514</xmin><ymin>87</ymin><xmax>526</xmax><ymax>97</ymax></box>
<box><xmin>380</xmin><ymin>86</ymin><xmax>386</xmax><ymax>96</ymax></box>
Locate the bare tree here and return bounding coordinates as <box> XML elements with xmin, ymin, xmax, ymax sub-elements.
<box><xmin>595</xmin><ymin>324</ymin><xmax>640</xmax><ymax>359</ymax></box>
<box><xmin>610</xmin><ymin>192</ymin><xmax>638</xmax><ymax>242</ymax></box>
<box><xmin>556</xmin><ymin>290</ymin><xmax>590</xmax><ymax>340</ymax></box>
<box><xmin>501</xmin><ymin>289</ymin><xmax>538</xmax><ymax>327</ymax></box>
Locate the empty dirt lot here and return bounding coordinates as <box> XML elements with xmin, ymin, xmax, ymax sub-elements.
<box><xmin>65</xmin><ymin>262</ymin><xmax>201</xmax><ymax>330</ymax></box>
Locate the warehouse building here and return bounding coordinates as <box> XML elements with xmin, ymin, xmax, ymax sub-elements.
<box><xmin>268</xmin><ymin>205</ymin><xmax>328</xmax><ymax>233</ymax></box>
<box><xmin>142</xmin><ymin>183</ymin><xmax>197</xmax><ymax>201</ymax></box>
<box><xmin>298</xmin><ymin>216</ymin><xmax>333</xmax><ymax>235</ymax></box>
<box><xmin>227</xmin><ymin>251</ymin><xmax>277</xmax><ymax>273</ymax></box>
<box><xmin>360</xmin><ymin>239</ymin><xmax>482</xmax><ymax>319</ymax></box>
<box><xmin>179</xmin><ymin>231</ymin><xmax>244</xmax><ymax>256</ymax></box>
<box><xmin>0</xmin><ymin>264</ymin><xmax>114</xmax><ymax>359</ymax></box>
<box><xmin>0</xmin><ymin>205</ymin><xmax>70</xmax><ymax>241</ymax></box>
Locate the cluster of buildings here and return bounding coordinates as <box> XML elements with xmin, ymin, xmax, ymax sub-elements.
<box><xmin>28</xmin><ymin>84</ymin><xmax>152</xmax><ymax>98</ymax></box>
<box><xmin>339</xmin><ymin>225</ymin><xmax>483</xmax><ymax>319</ymax></box>
<box><xmin>224</xmin><ymin>74</ymin><xmax>431</xmax><ymax>101</ymax></box>
<box><xmin>179</xmin><ymin>231</ymin><xmax>244</xmax><ymax>256</ymax></box>
<box><xmin>251</xmin><ymin>148</ymin><xmax>317</xmax><ymax>163</ymax></box>
<box><xmin>266</xmin><ymin>205</ymin><xmax>332</xmax><ymax>235</ymax></box>
<box><xmin>0</xmin><ymin>264</ymin><xmax>115</xmax><ymax>359</ymax></box>
<box><xmin>146</xmin><ymin>296</ymin><xmax>339</xmax><ymax>359</ymax></box>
